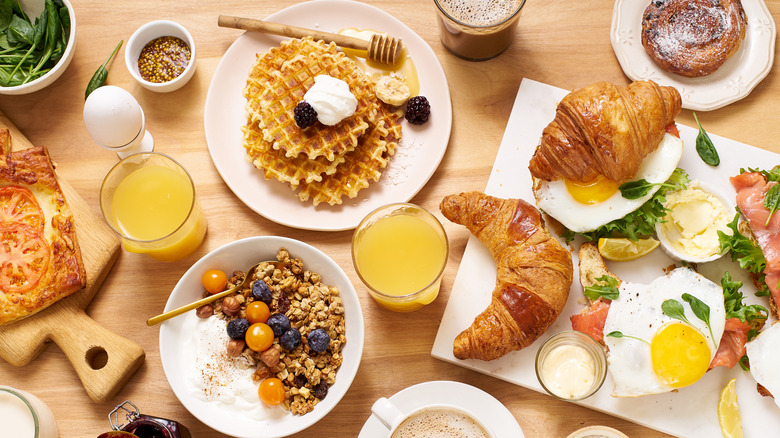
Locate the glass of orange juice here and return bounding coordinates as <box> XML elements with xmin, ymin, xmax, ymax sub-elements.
<box><xmin>100</xmin><ymin>152</ymin><xmax>207</xmax><ymax>262</ymax></box>
<box><xmin>352</xmin><ymin>203</ymin><xmax>448</xmax><ymax>312</ymax></box>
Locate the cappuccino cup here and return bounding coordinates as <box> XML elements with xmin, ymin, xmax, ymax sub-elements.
<box><xmin>371</xmin><ymin>397</ymin><xmax>494</xmax><ymax>438</ymax></box>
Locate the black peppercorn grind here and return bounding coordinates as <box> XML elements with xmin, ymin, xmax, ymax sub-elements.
<box><xmin>137</xmin><ymin>36</ymin><xmax>191</xmax><ymax>83</ymax></box>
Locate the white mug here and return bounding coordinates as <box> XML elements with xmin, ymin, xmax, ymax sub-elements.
<box><xmin>371</xmin><ymin>397</ymin><xmax>495</xmax><ymax>438</ymax></box>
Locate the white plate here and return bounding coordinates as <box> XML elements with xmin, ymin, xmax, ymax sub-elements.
<box><xmin>204</xmin><ymin>0</ymin><xmax>452</xmax><ymax>231</ymax></box>
<box><xmin>432</xmin><ymin>78</ymin><xmax>780</xmax><ymax>438</ymax></box>
<box><xmin>358</xmin><ymin>381</ymin><xmax>524</xmax><ymax>438</ymax></box>
<box><xmin>610</xmin><ymin>0</ymin><xmax>776</xmax><ymax>111</ymax></box>
<box><xmin>159</xmin><ymin>236</ymin><xmax>365</xmax><ymax>437</ymax></box>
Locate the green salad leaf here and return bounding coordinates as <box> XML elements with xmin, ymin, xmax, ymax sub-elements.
<box><xmin>583</xmin><ymin>274</ymin><xmax>620</xmax><ymax>301</ymax></box>
<box><xmin>718</xmin><ymin>211</ymin><xmax>771</xmax><ymax>297</ymax></box>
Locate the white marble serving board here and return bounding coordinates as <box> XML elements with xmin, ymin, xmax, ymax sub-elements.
<box><xmin>431</xmin><ymin>78</ymin><xmax>780</xmax><ymax>438</ymax></box>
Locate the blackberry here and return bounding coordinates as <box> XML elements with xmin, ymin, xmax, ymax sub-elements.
<box><xmin>226</xmin><ymin>318</ymin><xmax>250</xmax><ymax>340</ymax></box>
<box><xmin>306</xmin><ymin>328</ymin><xmax>330</xmax><ymax>353</ymax></box>
<box><xmin>294</xmin><ymin>101</ymin><xmax>318</xmax><ymax>128</ymax></box>
<box><xmin>404</xmin><ymin>95</ymin><xmax>430</xmax><ymax>125</ymax></box>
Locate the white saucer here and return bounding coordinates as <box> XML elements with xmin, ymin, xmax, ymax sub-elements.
<box><xmin>358</xmin><ymin>381</ymin><xmax>523</xmax><ymax>437</ymax></box>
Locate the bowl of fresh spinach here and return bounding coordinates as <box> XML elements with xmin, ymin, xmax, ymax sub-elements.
<box><xmin>0</xmin><ymin>0</ymin><xmax>76</xmax><ymax>95</ymax></box>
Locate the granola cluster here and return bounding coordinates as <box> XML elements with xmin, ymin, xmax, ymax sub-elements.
<box><xmin>197</xmin><ymin>248</ymin><xmax>346</xmax><ymax>415</ymax></box>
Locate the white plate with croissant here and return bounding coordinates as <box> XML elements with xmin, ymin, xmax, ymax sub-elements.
<box><xmin>610</xmin><ymin>0</ymin><xmax>775</xmax><ymax>111</ymax></box>
<box><xmin>432</xmin><ymin>78</ymin><xmax>780</xmax><ymax>437</ymax></box>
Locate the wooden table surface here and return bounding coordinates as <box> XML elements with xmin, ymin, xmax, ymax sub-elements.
<box><xmin>2</xmin><ymin>0</ymin><xmax>778</xmax><ymax>436</ymax></box>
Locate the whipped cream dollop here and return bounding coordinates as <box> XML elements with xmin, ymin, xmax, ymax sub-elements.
<box><xmin>184</xmin><ymin>316</ymin><xmax>273</xmax><ymax>421</ymax></box>
<box><xmin>304</xmin><ymin>75</ymin><xmax>357</xmax><ymax>126</ymax></box>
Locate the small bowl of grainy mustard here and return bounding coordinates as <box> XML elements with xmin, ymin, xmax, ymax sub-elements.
<box><xmin>125</xmin><ymin>20</ymin><xmax>196</xmax><ymax>93</ymax></box>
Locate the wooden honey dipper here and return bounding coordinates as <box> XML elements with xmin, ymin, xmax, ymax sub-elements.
<box><xmin>217</xmin><ymin>15</ymin><xmax>403</xmax><ymax>65</ymax></box>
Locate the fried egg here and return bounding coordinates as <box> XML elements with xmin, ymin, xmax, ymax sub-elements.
<box><xmin>533</xmin><ymin>132</ymin><xmax>683</xmax><ymax>232</ymax></box>
<box><xmin>746</xmin><ymin>322</ymin><xmax>780</xmax><ymax>409</ymax></box>
<box><xmin>603</xmin><ymin>267</ymin><xmax>726</xmax><ymax>397</ymax></box>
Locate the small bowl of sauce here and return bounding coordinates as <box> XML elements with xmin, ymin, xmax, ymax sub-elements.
<box><xmin>535</xmin><ymin>331</ymin><xmax>607</xmax><ymax>401</ymax></box>
<box><xmin>125</xmin><ymin>20</ymin><xmax>196</xmax><ymax>92</ymax></box>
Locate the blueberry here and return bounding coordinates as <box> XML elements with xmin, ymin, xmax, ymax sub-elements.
<box><xmin>267</xmin><ymin>313</ymin><xmax>291</xmax><ymax>337</ymax></box>
<box><xmin>252</xmin><ymin>279</ymin><xmax>272</xmax><ymax>304</ymax></box>
<box><xmin>280</xmin><ymin>327</ymin><xmax>301</xmax><ymax>350</ymax></box>
<box><xmin>226</xmin><ymin>318</ymin><xmax>250</xmax><ymax>340</ymax></box>
<box><xmin>307</xmin><ymin>328</ymin><xmax>330</xmax><ymax>353</ymax></box>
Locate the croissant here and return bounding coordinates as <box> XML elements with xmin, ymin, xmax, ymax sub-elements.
<box><xmin>440</xmin><ymin>192</ymin><xmax>573</xmax><ymax>361</ymax></box>
<box><xmin>528</xmin><ymin>80</ymin><xmax>681</xmax><ymax>184</ymax></box>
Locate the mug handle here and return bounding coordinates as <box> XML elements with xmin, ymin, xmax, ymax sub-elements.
<box><xmin>371</xmin><ymin>397</ymin><xmax>406</xmax><ymax>431</ymax></box>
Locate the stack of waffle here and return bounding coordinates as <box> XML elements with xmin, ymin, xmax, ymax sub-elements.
<box><xmin>242</xmin><ymin>37</ymin><xmax>403</xmax><ymax>206</ymax></box>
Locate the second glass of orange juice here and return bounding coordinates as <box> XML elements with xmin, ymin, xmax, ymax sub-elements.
<box><xmin>352</xmin><ymin>203</ymin><xmax>448</xmax><ymax>312</ymax></box>
<box><xmin>100</xmin><ymin>152</ymin><xmax>207</xmax><ymax>262</ymax></box>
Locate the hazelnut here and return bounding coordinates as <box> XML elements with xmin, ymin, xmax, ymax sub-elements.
<box><xmin>227</xmin><ymin>339</ymin><xmax>245</xmax><ymax>357</ymax></box>
<box><xmin>222</xmin><ymin>296</ymin><xmax>240</xmax><ymax>316</ymax></box>
<box><xmin>195</xmin><ymin>304</ymin><xmax>214</xmax><ymax>318</ymax></box>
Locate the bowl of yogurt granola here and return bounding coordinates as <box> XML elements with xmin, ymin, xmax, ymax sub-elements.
<box><xmin>159</xmin><ymin>236</ymin><xmax>365</xmax><ymax>437</ymax></box>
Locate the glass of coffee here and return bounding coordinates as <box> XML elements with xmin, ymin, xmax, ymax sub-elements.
<box><xmin>433</xmin><ymin>0</ymin><xmax>526</xmax><ymax>61</ymax></box>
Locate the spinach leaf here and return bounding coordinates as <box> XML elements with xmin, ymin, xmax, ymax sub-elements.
<box><xmin>0</xmin><ymin>0</ymin><xmax>12</xmax><ymax>32</ymax></box>
<box><xmin>681</xmin><ymin>293</ymin><xmax>715</xmax><ymax>342</ymax></box>
<box><xmin>619</xmin><ymin>179</ymin><xmax>655</xmax><ymax>199</ymax></box>
<box><xmin>7</xmin><ymin>14</ymin><xmax>33</xmax><ymax>45</ymax></box>
<box><xmin>764</xmin><ymin>184</ymin><xmax>780</xmax><ymax>226</ymax></box>
<box><xmin>85</xmin><ymin>40</ymin><xmax>123</xmax><ymax>99</ymax></box>
<box><xmin>606</xmin><ymin>331</ymin><xmax>649</xmax><ymax>345</ymax></box>
<box><xmin>583</xmin><ymin>274</ymin><xmax>620</xmax><ymax>301</ymax></box>
<box><xmin>693</xmin><ymin>112</ymin><xmax>720</xmax><ymax>166</ymax></box>
<box><xmin>661</xmin><ymin>299</ymin><xmax>692</xmax><ymax>325</ymax></box>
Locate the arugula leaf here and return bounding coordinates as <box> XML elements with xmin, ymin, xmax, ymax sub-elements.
<box><xmin>563</xmin><ymin>168</ymin><xmax>690</xmax><ymax>243</ymax></box>
<box><xmin>721</xmin><ymin>272</ymin><xmax>767</xmax><ymax>329</ymax></box>
<box><xmin>764</xmin><ymin>184</ymin><xmax>780</xmax><ymax>226</ymax></box>
<box><xmin>718</xmin><ymin>211</ymin><xmax>771</xmax><ymax>297</ymax></box>
<box><xmin>606</xmin><ymin>331</ymin><xmax>649</xmax><ymax>345</ymax></box>
<box><xmin>681</xmin><ymin>293</ymin><xmax>715</xmax><ymax>342</ymax></box>
<box><xmin>661</xmin><ymin>299</ymin><xmax>692</xmax><ymax>325</ymax></box>
<box><xmin>583</xmin><ymin>274</ymin><xmax>620</xmax><ymax>301</ymax></box>
<box><xmin>746</xmin><ymin>166</ymin><xmax>780</xmax><ymax>182</ymax></box>
<box><xmin>693</xmin><ymin>112</ymin><xmax>720</xmax><ymax>166</ymax></box>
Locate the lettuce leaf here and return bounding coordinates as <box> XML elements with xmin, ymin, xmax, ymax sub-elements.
<box><xmin>718</xmin><ymin>211</ymin><xmax>771</xmax><ymax>297</ymax></box>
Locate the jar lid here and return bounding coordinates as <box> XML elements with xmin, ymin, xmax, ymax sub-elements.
<box><xmin>566</xmin><ymin>425</ymin><xmax>629</xmax><ymax>438</ymax></box>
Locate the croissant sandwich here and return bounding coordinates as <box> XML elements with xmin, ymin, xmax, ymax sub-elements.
<box><xmin>528</xmin><ymin>80</ymin><xmax>685</xmax><ymax>235</ymax></box>
<box><xmin>440</xmin><ymin>192</ymin><xmax>573</xmax><ymax>361</ymax></box>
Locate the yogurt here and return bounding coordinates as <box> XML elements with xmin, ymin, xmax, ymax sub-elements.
<box><xmin>303</xmin><ymin>75</ymin><xmax>358</xmax><ymax>125</ymax></box>
<box><xmin>183</xmin><ymin>315</ymin><xmax>272</xmax><ymax>421</ymax></box>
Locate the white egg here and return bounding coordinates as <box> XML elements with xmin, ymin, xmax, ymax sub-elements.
<box><xmin>603</xmin><ymin>267</ymin><xmax>726</xmax><ymax>397</ymax></box>
<box><xmin>83</xmin><ymin>85</ymin><xmax>145</xmax><ymax>148</ymax></box>
<box><xmin>533</xmin><ymin>133</ymin><xmax>683</xmax><ymax>233</ymax></box>
<box><xmin>746</xmin><ymin>322</ymin><xmax>780</xmax><ymax>409</ymax></box>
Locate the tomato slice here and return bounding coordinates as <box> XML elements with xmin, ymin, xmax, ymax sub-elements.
<box><xmin>0</xmin><ymin>186</ymin><xmax>45</xmax><ymax>231</ymax></box>
<box><xmin>0</xmin><ymin>223</ymin><xmax>50</xmax><ymax>293</ymax></box>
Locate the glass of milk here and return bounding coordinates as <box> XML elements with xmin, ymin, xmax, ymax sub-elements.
<box><xmin>0</xmin><ymin>386</ymin><xmax>58</xmax><ymax>438</ymax></box>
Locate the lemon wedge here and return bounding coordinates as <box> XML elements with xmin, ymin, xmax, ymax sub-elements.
<box><xmin>718</xmin><ymin>378</ymin><xmax>743</xmax><ymax>438</ymax></box>
<box><xmin>597</xmin><ymin>237</ymin><xmax>660</xmax><ymax>261</ymax></box>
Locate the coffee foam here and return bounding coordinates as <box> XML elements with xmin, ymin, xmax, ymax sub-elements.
<box><xmin>391</xmin><ymin>407</ymin><xmax>490</xmax><ymax>438</ymax></box>
<box><xmin>437</xmin><ymin>0</ymin><xmax>521</xmax><ymax>26</ymax></box>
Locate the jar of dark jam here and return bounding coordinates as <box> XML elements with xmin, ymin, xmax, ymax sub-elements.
<box><xmin>97</xmin><ymin>401</ymin><xmax>191</xmax><ymax>438</ymax></box>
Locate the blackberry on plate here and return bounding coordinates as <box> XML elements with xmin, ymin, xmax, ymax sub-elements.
<box><xmin>252</xmin><ymin>279</ymin><xmax>272</xmax><ymax>304</ymax></box>
<box><xmin>307</xmin><ymin>328</ymin><xmax>330</xmax><ymax>353</ymax></box>
<box><xmin>267</xmin><ymin>313</ymin><xmax>291</xmax><ymax>337</ymax></box>
<box><xmin>294</xmin><ymin>101</ymin><xmax>318</xmax><ymax>129</ymax></box>
<box><xmin>280</xmin><ymin>327</ymin><xmax>302</xmax><ymax>350</ymax></box>
<box><xmin>405</xmin><ymin>95</ymin><xmax>430</xmax><ymax>125</ymax></box>
<box><xmin>226</xmin><ymin>318</ymin><xmax>250</xmax><ymax>340</ymax></box>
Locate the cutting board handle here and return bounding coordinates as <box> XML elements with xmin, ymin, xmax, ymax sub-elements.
<box><xmin>49</xmin><ymin>306</ymin><xmax>145</xmax><ymax>402</ymax></box>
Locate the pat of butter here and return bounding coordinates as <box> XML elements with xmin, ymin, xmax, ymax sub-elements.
<box><xmin>658</xmin><ymin>182</ymin><xmax>730</xmax><ymax>261</ymax></box>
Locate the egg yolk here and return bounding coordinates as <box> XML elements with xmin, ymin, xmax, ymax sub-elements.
<box><xmin>650</xmin><ymin>322</ymin><xmax>711</xmax><ymax>388</ymax></box>
<box><xmin>564</xmin><ymin>175</ymin><xmax>621</xmax><ymax>205</ymax></box>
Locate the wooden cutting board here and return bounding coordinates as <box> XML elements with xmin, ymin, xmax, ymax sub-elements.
<box><xmin>0</xmin><ymin>111</ymin><xmax>144</xmax><ymax>402</ymax></box>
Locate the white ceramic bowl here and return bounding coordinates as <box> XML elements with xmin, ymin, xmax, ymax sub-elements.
<box><xmin>0</xmin><ymin>0</ymin><xmax>76</xmax><ymax>95</ymax></box>
<box><xmin>159</xmin><ymin>236</ymin><xmax>365</xmax><ymax>437</ymax></box>
<box><xmin>125</xmin><ymin>20</ymin><xmax>196</xmax><ymax>92</ymax></box>
<box><xmin>655</xmin><ymin>180</ymin><xmax>734</xmax><ymax>264</ymax></box>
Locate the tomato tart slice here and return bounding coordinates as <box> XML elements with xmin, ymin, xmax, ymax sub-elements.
<box><xmin>0</xmin><ymin>128</ymin><xmax>86</xmax><ymax>325</ymax></box>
